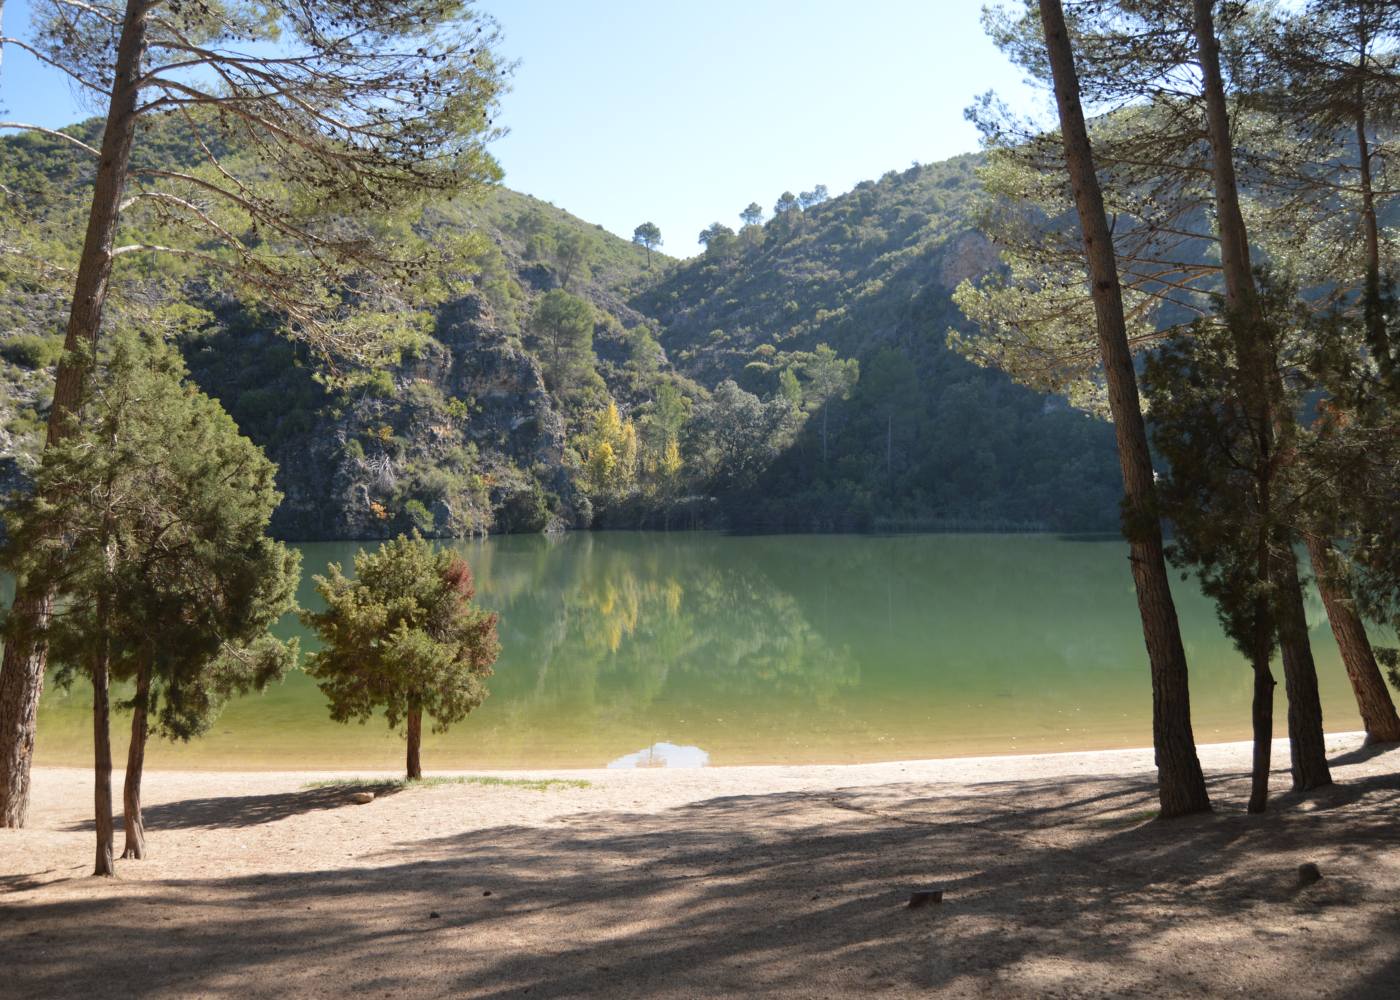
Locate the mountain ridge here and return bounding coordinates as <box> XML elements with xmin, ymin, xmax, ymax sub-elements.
<box><xmin>0</xmin><ymin>123</ymin><xmax>1123</xmax><ymax>537</ymax></box>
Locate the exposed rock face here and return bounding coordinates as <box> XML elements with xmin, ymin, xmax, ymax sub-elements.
<box><xmin>937</xmin><ymin>230</ymin><xmax>1000</xmax><ymax>291</ymax></box>
<box><xmin>258</xmin><ymin>294</ymin><xmax>579</xmax><ymax>541</ymax></box>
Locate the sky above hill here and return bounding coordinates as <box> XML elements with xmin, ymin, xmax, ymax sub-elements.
<box><xmin>0</xmin><ymin>1</ymin><xmax>1041</xmax><ymax>256</ymax></box>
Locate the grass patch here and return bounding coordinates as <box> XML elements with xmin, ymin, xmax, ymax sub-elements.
<box><xmin>303</xmin><ymin>775</ymin><xmax>591</xmax><ymax>792</ymax></box>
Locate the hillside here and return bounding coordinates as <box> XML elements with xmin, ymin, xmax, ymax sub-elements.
<box><xmin>632</xmin><ymin>157</ymin><xmax>1121</xmax><ymax>531</ymax></box>
<box><xmin>0</xmin><ymin>124</ymin><xmax>1123</xmax><ymax>538</ymax></box>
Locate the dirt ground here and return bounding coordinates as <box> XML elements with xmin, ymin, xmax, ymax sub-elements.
<box><xmin>2</xmin><ymin>734</ymin><xmax>1398</xmax><ymax>999</ymax></box>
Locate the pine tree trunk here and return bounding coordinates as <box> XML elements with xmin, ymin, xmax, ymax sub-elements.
<box><xmin>406</xmin><ymin>704</ymin><xmax>423</xmax><ymax>781</ymax></box>
<box><xmin>1194</xmin><ymin>0</ymin><xmax>1332</xmax><ymax>791</ymax></box>
<box><xmin>1354</xmin><ymin>94</ymin><xmax>1392</xmax><ymax>377</ymax></box>
<box><xmin>0</xmin><ymin>591</ymin><xmax>50</xmax><ymax>828</ymax></box>
<box><xmin>92</xmin><ymin>632</ymin><xmax>115</xmax><ymax>877</ymax></box>
<box><xmin>1249</xmin><ymin>653</ymin><xmax>1276</xmax><ymax>814</ymax></box>
<box><xmin>0</xmin><ymin>0</ymin><xmax>152</xmax><ymax>829</ymax></box>
<box><xmin>121</xmin><ymin>656</ymin><xmax>151</xmax><ymax>859</ymax></box>
<box><xmin>1306</xmin><ymin>534</ymin><xmax>1400</xmax><ymax>743</ymax></box>
<box><xmin>1273</xmin><ymin>545</ymin><xmax>1333</xmax><ymax>790</ymax></box>
<box><xmin>1039</xmin><ymin>0</ymin><xmax>1210</xmax><ymax>817</ymax></box>
<box><xmin>1248</xmin><ymin>592</ymin><xmax>1275</xmax><ymax>814</ymax></box>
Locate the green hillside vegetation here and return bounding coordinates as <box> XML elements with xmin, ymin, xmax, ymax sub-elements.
<box><xmin>634</xmin><ymin>158</ymin><xmax>1121</xmax><ymax>530</ymax></box>
<box><xmin>0</xmin><ymin>122</ymin><xmax>1122</xmax><ymax>538</ymax></box>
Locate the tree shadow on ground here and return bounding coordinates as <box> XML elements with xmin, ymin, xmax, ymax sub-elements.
<box><xmin>62</xmin><ymin>781</ymin><xmax>408</xmax><ymax>833</ymax></box>
<box><xmin>10</xmin><ymin>766</ymin><xmax>1400</xmax><ymax>999</ymax></box>
<box><xmin>1328</xmin><ymin>740</ymin><xmax>1400</xmax><ymax>767</ymax></box>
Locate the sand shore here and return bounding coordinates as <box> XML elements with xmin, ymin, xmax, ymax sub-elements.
<box><xmin>3</xmin><ymin>733</ymin><xmax>1398</xmax><ymax>998</ymax></box>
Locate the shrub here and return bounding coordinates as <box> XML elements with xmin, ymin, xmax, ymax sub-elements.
<box><xmin>0</xmin><ymin>334</ymin><xmax>65</xmax><ymax>369</ymax></box>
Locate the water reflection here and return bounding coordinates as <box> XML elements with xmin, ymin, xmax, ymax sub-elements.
<box><xmin>33</xmin><ymin>532</ymin><xmax>1375</xmax><ymax>770</ymax></box>
<box><xmin>608</xmin><ymin>742</ymin><xmax>710</xmax><ymax>768</ymax></box>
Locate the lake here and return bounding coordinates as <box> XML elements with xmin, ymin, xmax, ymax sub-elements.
<box><xmin>32</xmin><ymin>532</ymin><xmax>1377</xmax><ymax>770</ymax></box>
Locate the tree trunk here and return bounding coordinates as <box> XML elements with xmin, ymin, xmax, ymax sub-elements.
<box><xmin>1248</xmin><ymin>592</ymin><xmax>1275</xmax><ymax>814</ymax></box>
<box><xmin>92</xmin><ymin>626</ymin><xmax>115</xmax><ymax>877</ymax></box>
<box><xmin>1354</xmin><ymin>88</ymin><xmax>1392</xmax><ymax>378</ymax></box>
<box><xmin>0</xmin><ymin>0</ymin><xmax>152</xmax><ymax>829</ymax></box>
<box><xmin>1039</xmin><ymin>0</ymin><xmax>1210</xmax><ymax>817</ymax></box>
<box><xmin>1273</xmin><ymin>545</ymin><xmax>1333</xmax><ymax>789</ymax></box>
<box><xmin>1306</xmin><ymin>534</ymin><xmax>1400</xmax><ymax>743</ymax></box>
<box><xmin>1194</xmin><ymin>0</ymin><xmax>1332</xmax><ymax>791</ymax></box>
<box><xmin>122</xmin><ymin>656</ymin><xmax>152</xmax><ymax>859</ymax></box>
<box><xmin>406</xmin><ymin>704</ymin><xmax>423</xmax><ymax>780</ymax></box>
<box><xmin>0</xmin><ymin>591</ymin><xmax>51</xmax><ymax>828</ymax></box>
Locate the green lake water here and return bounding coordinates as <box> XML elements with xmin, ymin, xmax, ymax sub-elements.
<box><xmin>31</xmin><ymin>532</ymin><xmax>1382</xmax><ymax>770</ymax></box>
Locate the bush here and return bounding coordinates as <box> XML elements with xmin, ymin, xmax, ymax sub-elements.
<box><xmin>0</xmin><ymin>334</ymin><xmax>65</xmax><ymax>369</ymax></box>
<box><xmin>402</xmin><ymin>499</ymin><xmax>435</xmax><ymax>534</ymax></box>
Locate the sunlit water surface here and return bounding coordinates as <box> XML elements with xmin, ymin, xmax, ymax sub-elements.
<box><xmin>31</xmin><ymin>532</ymin><xmax>1384</xmax><ymax>770</ymax></box>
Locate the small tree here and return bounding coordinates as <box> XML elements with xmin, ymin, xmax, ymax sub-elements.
<box><xmin>740</xmin><ymin>202</ymin><xmax>764</xmax><ymax>227</ymax></box>
<box><xmin>0</xmin><ymin>0</ymin><xmax>509</xmax><ymax>828</ymax></box>
<box><xmin>555</xmin><ymin>228</ymin><xmax>595</xmax><ymax>289</ymax></box>
<box><xmin>584</xmin><ymin>400</ymin><xmax>639</xmax><ymax>496</ymax></box>
<box><xmin>1</xmin><ymin>332</ymin><xmax>300</xmax><ymax>873</ymax></box>
<box><xmin>632</xmin><ymin>222</ymin><xmax>663</xmax><ymax>266</ymax></box>
<box><xmin>303</xmin><ymin>535</ymin><xmax>499</xmax><ymax>780</ymax></box>
<box><xmin>800</xmin><ymin>344</ymin><xmax>859</xmax><ymax>466</ymax></box>
<box><xmin>529</xmin><ymin>289</ymin><xmax>596</xmax><ymax>394</ymax></box>
<box><xmin>698</xmin><ymin>222</ymin><xmax>737</xmax><ymax>251</ymax></box>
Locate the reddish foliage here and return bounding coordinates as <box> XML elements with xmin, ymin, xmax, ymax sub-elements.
<box><xmin>441</xmin><ymin>556</ymin><xmax>476</xmax><ymax>599</ymax></box>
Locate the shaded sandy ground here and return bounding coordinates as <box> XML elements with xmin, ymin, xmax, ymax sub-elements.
<box><xmin>2</xmin><ymin>735</ymin><xmax>1398</xmax><ymax>999</ymax></box>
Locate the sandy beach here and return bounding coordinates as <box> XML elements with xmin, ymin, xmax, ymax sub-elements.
<box><xmin>3</xmin><ymin>733</ymin><xmax>1398</xmax><ymax>998</ymax></box>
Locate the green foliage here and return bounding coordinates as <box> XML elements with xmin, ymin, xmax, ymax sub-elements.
<box><xmin>3</xmin><ymin>111</ymin><xmax>1125</xmax><ymax>537</ymax></box>
<box><xmin>302</xmin><ymin>534</ymin><xmax>500</xmax><ymax>746</ymax></box>
<box><xmin>530</xmin><ymin>289</ymin><xmax>597</xmax><ymax>394</ymax></box>
<box><xmin>402</xmin><ymin>499</ymin><xmax>436</xmax><ymax>534</ymax></box>
<box><xmin>555</xmin><ymin>228</ymin><xmax>597</xmax><ymax>290</ymax></box>
<box><xmin>1144</xmin><ymin>322</ymin><xmax>1279</xmax><ymax>658</ymax></box>
<box><xmin>632</xmin><ymin>222</ymin><xmax>663</xmax><ymax>267</ymax></box>
<box><xmin>633</xmin><ymin>155</ymin><xmax>1121</xmax><ymax>531</ymax></box>
<box><xmin>0</xmin><ymin>335</ymin><xmax>66</xmax><ymax>370</ymax></box>
<box><xmin>0</xmin><ymin>332</ymin><xmax>300</xmax><ymax>738</ymax></box>
<box><xmin>699</xmin><ymin>223</ymin><xmax>737</xmax><ymax>249</ymax></box>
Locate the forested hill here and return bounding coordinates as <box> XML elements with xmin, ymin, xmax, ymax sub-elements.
<box><xmin>635</xmin><ymin>158</ymin><xmax>1121</xmax><ymax>531</ymax></box>
<box><xmin>0</xmin><ymin>124</ymin><xmax>1122</xmax><ymax>538</ymax></box>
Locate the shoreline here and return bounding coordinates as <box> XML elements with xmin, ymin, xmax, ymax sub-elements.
<box><xmin>28</xmin><ymin>728</ymin><xmax>1373</xmax><ymax>783</ymax></box>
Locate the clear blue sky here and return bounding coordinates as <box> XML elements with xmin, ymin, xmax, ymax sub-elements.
<box><xmin>1</xmin><ymin>0</ymin><xmax>1041</xmax><ymax>256</ymax></box>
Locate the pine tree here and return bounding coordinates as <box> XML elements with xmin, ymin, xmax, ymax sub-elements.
<box><xmin>0</xmin><ymin>0</ymin><xmax>508</xmax><ymax>827</ymax></box>
<box><xmin>302</xmin><ymin>536</ymin><xmax>499</xmax><ymax>780</ymax></box>
<box><xmin>1</xmin><ymin>332</ymin><xmax>300</xmax><ymax>872</ymax></box>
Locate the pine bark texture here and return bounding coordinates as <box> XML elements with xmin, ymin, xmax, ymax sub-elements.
<box><xmin>1306</xmin><ymin>535</ymin><xmax>1400</xmax><ymax>743</ymax></box>
<box><xmin>92</xmin><ymin>629</ymin><xmax>115</xmax><ymax>877</ymax></box>
<box><xmin>407</xmin><ymin>705</ymin><xmax>423</xmax><ymax>781</ymax></box>
<box><xmin>1273</xmin><ymin>550</ymin><xmax>1333</xmax><ymax>788</ymax></box>
<box><xmin>0</xmin><ymin>0</ymin><xmax>151</xmax><ymax>827</ymax></box>
<box><xmin>1247</xmin><ymin>567</ymin><xmax>1276</xmax><ymax>814</ymax></box>
<box><xmin>1039</xmin><ymin>0</ymin><xmax>1210</xmax><ymax>817</ymax></box>
<box><xmin>0</xmin><ymin>592</ymin><xmax>50</xmax><ymax>827</ymax></box>
<box><xmin>1354</xmin><ymin>95</ymin><xmax>1392</xmax><ymax>374</ymax></box>
<box><xmin>1248</xmin><ymin>640</ymin><xmax>1276</xmax><ymax>814</ymax></box>
<box><xmin>122</xmin><ymin>659</ymin><xmax>151</xmax><ymax>859</ymax></box>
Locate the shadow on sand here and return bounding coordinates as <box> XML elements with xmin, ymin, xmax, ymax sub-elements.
<box><xmin>10</xmin><ymin>766</ymin><xmax>1400</xmax><ymax>998</ymax></box>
